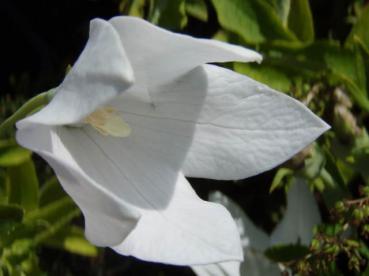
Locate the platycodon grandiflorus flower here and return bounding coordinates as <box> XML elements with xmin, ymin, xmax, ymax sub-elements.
<box><xmin>15</xmin><ymin>17</ymin><xmax>329</xmax><ymax>266</ymax></box>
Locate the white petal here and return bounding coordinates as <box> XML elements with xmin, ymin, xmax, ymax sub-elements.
<box><xmin>182</xmin><ymin>64</ymin><xmax>330</xmax><ymax>180</ymax></box>
<box><xmin>192</xmin><ymin>261</ymin><xmax>241</xmax><ymax>276</ymax></box>
<box><xmin>113</xmin><ymin>173</ymin><xmax>243</xmax><ymax>265</ymax></box>
<box><xmin>17</xmin><ymin>68</ymin><xmax>242</xmax><ymax>264</ymax></box>
<box><xmin>16</xmin><ymin>121</ymin><xmax>191</xmax><ymax>246</ymax></box>
<box><xmin>192</xmin><ymin>192</ymin><xmax>280</xmax><ymax>276</ymax></box>
<box><xmin>109</xmin><ymin>68</ymin><xmax>241</xmax><ymax>264</ymax></box>
<box><xmin>18</xmin><ymin>19</ymin><xmax>134</xmax><ymax>128</ymax></box>
<box><xmin>209</xmin><ymin>191</ymin><xmax>270</xmax><ymax>251</ymax></box>
<box><xmin>109</xmin><ymin>16</ymin><xmax>261</xmax><ymax>88</ymax></box>
<box><xmin>192</xmin><ymin>252</ymin><xmax>280</xmax><ymax>276</ymax></box>
<box><xmin>270</xmin><ymin>177</ymin><xmax>321</xmax><ymax>245</ymax></box>
<box><xmin>16</xmin><ymin>125</ymin><xmax>140</xmax><ymax>246</ymax></box>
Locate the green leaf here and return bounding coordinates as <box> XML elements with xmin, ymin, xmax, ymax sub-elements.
<box><xmin>267</xmin><ymin>0</ymin><xmax>290</xmax><ymax>26</ymax></box>
<box><xmin>0</xmin><ymin>221</ymin><xmax>44</xmax><ymax>248</ymax></box>
<box><xmin>355</xmin><ymin>36</ymin><xmax>369</xmax><ymax>58</ymax></box>
<box><xmin>127</xmin><ymin>0</ymin><xmax>146</xmax><ymax>17</ymax></box>
<box><xmin>185</xmin><ymin>0</ymin><xmax>208</xmax><ymax>22</ymax></box>
<box><xmin>149</xmin><ymin>0</ymin><xmax>188</xmax><ymax>29</ymax></box>
<box><xmin>34</xmin><ymin>208</ymin><xmax>80</xmax><ymax>246</ymax></box>
<box><xmin>39</xmin><ymin>177</ymin><xmax>67</xmax><ymax>207</ymax></box>
<box><xmin>265</xmin><ymin>243</ymin><xmax>309</xmax><ymax>262</ymax></box>
<box><xmin>43</xmin><ymin>226</ymin><xmax>98</xmax><ymax>257</ymax></box>
<box><xmin>346</xmin><ymin>5</ymin><xmax>369</xmax><ymax>50</ymax></box>
<box><xmin>0</xmin><ymin>172</ymin><xmax>10</xmax><ymax>204</ymax></box>
<box><xmin>319</xmin><ymin>148</ymin><xmax>348</xmax><ymax>208</ymax></box>
<box><xmin>258</xmin><ymin>41</ymin><xmax>338</xmax><ymax>82</ymax></box>
<box><xmin>211</xmin><ymin>0</ymin><xmax>297</xmax><ymax>44</ymax></box>
<box><xmin>325</xmin><ymin>45</ymin><xmax>366</xmax><ymax>91</ymax></box>
<box><xmin>19</xmin><ymin>252</ymin><xmax>44</xmax><ymax>276</ymax></box>
<box><xmin>320</xmin><ymin>223</ymin><xmax>343</xmax><ymax>237</ymax></box>
<box><xmin>0</xmin><ymin>204</ymin><xmax>23</xmax><ymax>222</ymax></box>
<box><xmin>269</xmin><ymin>168</ymin><xmax>294</xmax><ymax>193</ymax></box>
<box><xmin>234</xmin><ymin>62</ymin><xmax>292</xmax><ymax>92</ymax></box>
<box><xmin>212</xmin><ymin>30</ymin><xmax>231</xmax><ymax>42</ymax></box>
<box><xmin>335</xmin><ymin>77</ymin><xmax>369</xmax><ymax>112</ymax></box>
<box><xmin>287</xmin><ymin>0</ymin><xmax>314</xmax><ymax>42</ymax></box>
<box><xmin>253</xmin><ymin>39</ymin><xmax>369</xmax><ymax>110</ymax></box>
<box><xmin>323</xmin><ymin>147</ymin><xmax>347</xmax><ymax>190</ymax></box>
<box><xmin>324</xmin><ymin>43</ymin><xmax>369</xmax><ymax>111</ymax></box>
<box><xmin>7</xmin><ymin>160</ymin><xmax>39</xmax><ymax>212</ymax></box>
<box><xmin>0</xmin><ymin>140</ymin><xmax>31</xmax><ymax>167</ymax></box>
<box><xmin>352</xmin><ymin>150</ymin><xmax>369</xmax><ymax>185</ymax></box>
<box><xmin>25</xmin><ymin>197</ymin><xmax>76</xmax><ymax>224</ymax></box>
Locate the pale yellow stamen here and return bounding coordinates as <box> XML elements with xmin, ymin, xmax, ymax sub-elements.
<box><xmin>83</xmin><ymin>106</ymin><xmax>131</xmax><ymax>137</ymax></box>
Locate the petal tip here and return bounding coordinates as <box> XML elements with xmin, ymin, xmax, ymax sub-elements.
<box><xmin>255</xmin><ymin>53</ymin><xmax>263</xmax><ymax>64</ymax></box>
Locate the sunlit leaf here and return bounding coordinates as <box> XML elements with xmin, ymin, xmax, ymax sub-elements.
<box><xmin>346</xmin><ymin>5</ymin><xmax>369</xmax><ymax>50</ymax></box>
<box><xmin>149</xmin><ymin>0</ymin><xmax>187</xmax><ymax>29</ymax></box>
<box><xmin>43</xmin><ymin>226</ymin><xmax>98</xmax><ymax>257</ymax></box>
<box><xmin>287</xmin><ymin>0</ymin><xmax>314</xmax><ymax>42</ymax></box>
<box><xmin>325</xmin><ymin>44</ymin><xmax>369</xmax><ymax>111</ymax></box>
<box><xmin>211</xmin><ymin>0</ymin><xmax>297</xmax><ymax>44</ymax></box>
<box><xmin>19</xmin><ymin>252</ymin><xmax>43</xmax><ymax>275</ymax></box>
<box><xmin>25</xmin><ymin>196</ymin><xmax>76</xmax><ymax>224</ymax></box>
<box><xmin>269</xmin><ymin>167</ymin><xmax>294</xmax><ymax>193</ymax></box>
<box><xmin>0</xmin><ymin>140</ymin><xmax>31</xmax><ymax>167</ymax></box>
<box><xmin>185</xmin><ymin>0</ymin><xmax>208</xmax><ymax>22</ymax></box>
<box><xmin>34</xmin><ymin>208</ymin><xmax>80</xmax><ymax>246</ymax></box>
<box><xmin>234</xmin><ymin>62</ymin><xmax>292</xmax><ymax>92</ymax></box>
<box><xmin>267</xmin><ymin>0</ymin><xmax>290</xmax><ymax>26</ymax></box>
<box><xmin>128</xmin><ymin>0</ymin><xmax>146</xmax><ymax>17</ymax></box>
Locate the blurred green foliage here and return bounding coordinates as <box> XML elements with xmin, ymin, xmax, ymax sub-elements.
<box><xmin>1</xmin><ymin>0</ymin><xmax>369</xmax><ymax>275</ymax></box>
<box><xmin>0</xmin><ymin>143</ymin><xmax>98</xmax><ymax>275</ymax></box>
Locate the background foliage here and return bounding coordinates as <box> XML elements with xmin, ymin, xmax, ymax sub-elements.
<box><xmin>1</xmin><ymin>0</ymin><xmax>369</xmax><ymax>275</ymax></box>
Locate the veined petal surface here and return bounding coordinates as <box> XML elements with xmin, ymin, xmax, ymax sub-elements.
<box><xmin>18</xmin><ymin>18</ymin><xmax>134</xmax><ymax>128</ymax></box>
<box><xmin>182</xmin><ymin>65</ymin><xmax>330</xmax><ymax>180</ymax></box>
<box><xmin>17</xmin><ymin>66</ymin><xmax>243</xmax><ymax>265</ymax></box>
<box><xmin>16</xmin><ymin>125</ymin><xmax>140</xmax><ymax>246</ymax></box>
<box><xmin>109</xmin><ymin>16</ymin><xmax>261</xmax><ymax>90</ymax></box>
<box><xmin>113</xmin><ymin>173</ymin><xmax>242</xmax><ymax>265</ymax></box>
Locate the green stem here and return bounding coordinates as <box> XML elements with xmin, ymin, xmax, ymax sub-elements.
<box><xmin>34</xmin><ymin>208</ymin><xmax>81</xmax><ymax>245</ymax></box>
<box><xmin>0</xmin><ymin>90</ymin><xmax>54</xmax><ymax>138</ymax></box>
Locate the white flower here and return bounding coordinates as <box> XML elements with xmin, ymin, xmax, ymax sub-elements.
<box><xmin>192</xmin><ymin>178</ymin><xmax>321</xmax><ymax>276</ymax></box>
<box><xmin>15</xmin><ymin>17</ymin><xmax>329</xmax><ymax>265</ymax></box>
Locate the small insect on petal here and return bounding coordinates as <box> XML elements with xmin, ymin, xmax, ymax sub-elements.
<box><xmin>83</xmin><ymin>106</ymin><xmax>131</xmax><ymax>137</ymax></box>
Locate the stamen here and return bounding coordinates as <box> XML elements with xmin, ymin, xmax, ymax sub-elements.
<box><xmin>83</xmin><ymin>106</ymin><xmax>131</xmax><ymax>137</ymax></box>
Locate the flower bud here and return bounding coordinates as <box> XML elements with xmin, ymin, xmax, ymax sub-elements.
<box><xmin>352</xmin><ymin>209</ymin><xmax>364</xmax><ymax>221</ymax></box>
<box><xmin>333</xmin><ymin>104</ymin><xmax>360</xmax><ymax>143</ymax></box>
<box><xmin>335</xmin><ymin>201</ymin><xmax>346</xmax><ymax>213</ymax></box>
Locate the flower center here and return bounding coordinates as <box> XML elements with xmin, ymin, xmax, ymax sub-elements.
<box><xmin>83</xmin><ymin>106</ymin><xmax>131</xmax><ymax>137</ymax></box>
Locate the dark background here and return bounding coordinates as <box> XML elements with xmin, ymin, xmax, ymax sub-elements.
<box><xmin>0</xmin><ymin>0</ymin><xmax>353</xmax><ymax>99</ymax></box>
